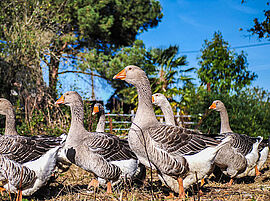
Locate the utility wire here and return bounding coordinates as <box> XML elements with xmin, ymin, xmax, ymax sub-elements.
<box><xmin>180</xmin><ymin>42</ymin><xmax>270</xmax><ymax>54</ymax></box>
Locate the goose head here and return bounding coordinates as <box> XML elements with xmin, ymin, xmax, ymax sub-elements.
<box><xmin>209</xmin><ymin>100</ymin><xmax>225</xmax><ymax>112</ymax></box>
<box><xmin>113</xmin><ymin>65</ymin><xmax>148</xmax><ymax>86</ymax></box>
<box><xmin>152</xmin><ymin>93</ymin><xmax>168</xmax><ymax>107</ymax></box>
<box><xmin>92</xmin><ymin>103</ymin><xmax>104</xmax><ymax>115</ymax></box>
<box><xmin>0</xmin><ymin>98</ymin><xmax>13</xmax><ymax>116</ymax></box>
<box><xmin>55</xmin><ymin>91</ymin><xmax>83</xmax><ymax>107</ymax></box>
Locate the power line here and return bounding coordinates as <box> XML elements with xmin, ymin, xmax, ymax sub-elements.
<box><xmin>180</xmin><ymin>42</ymin><xmax>270</xmax><ymax>54</ymax></box>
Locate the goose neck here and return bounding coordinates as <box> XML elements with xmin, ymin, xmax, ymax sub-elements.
<box><xmin>160</xmin><ymin>103</ymin><xmax>175</xmax><ymax>126</ymax></box>
<box><xmin>67</xmin><ymin>103</ymin><xmax>86</xmax><ymax>143</ymax></box>
<box><xmin>96</xmin><ymin>113</ymin><xmax>105</xmax><ymax>132</ymax></box>
<box><xmin>132</xmin><ymin>79</ymin><xmax>158</xmax><ymax>127</ymax></box>
<box><xmin>5</xmin><ymin>110</ymin><xmax>17</xmax><ymax>135</ymax></box>
<box><xmin>219</xmin><ymin>108</ymin><xmax>233</xmax><ymax>133</ymax></box>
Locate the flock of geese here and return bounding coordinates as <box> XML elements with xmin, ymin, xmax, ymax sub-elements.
<box><xmin>0</xmin><ymin>65</ymin><xmax>269</xmax><ymax>200</ymax></box>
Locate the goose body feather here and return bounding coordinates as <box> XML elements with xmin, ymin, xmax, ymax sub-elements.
<box><xmin>56</xmin><ymin>91</ymin><xmax>140</xmax><ymax>185</ymax></box>
<box><xmin>0</xmin><ymin>146</ymin><xmax>60</xmax><ymax>196</ymax></box>
<box><xmin>114</xmin><ymin>66</ymin><xmax>231</xmax><ymax>193</ymax></box>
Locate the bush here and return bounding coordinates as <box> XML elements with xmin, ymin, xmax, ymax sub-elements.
<box><xmin>186</xmin><ymin>87</ymin><xmax>270</xmax><ymax>138</ymax></box>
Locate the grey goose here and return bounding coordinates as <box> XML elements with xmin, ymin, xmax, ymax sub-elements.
<box><xmin>209</xmin><ymin>100</ymin><xmax>264</xmax><ymax>184</ymax></box>
<box><xmin>0</xmin><ymin>146</ymin><xmax>60</xmax><ymax>200</ymax></box>
<box><xmin>113</xmin><ymin>65</ymin><xmax>232</xmax><ymax>198</ymax></box>
<box><xmin>55</xmin><ymin>91</ymin><xmax>140</xmax><ymax>193</ymax></box>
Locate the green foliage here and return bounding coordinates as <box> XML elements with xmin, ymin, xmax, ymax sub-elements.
<box><xmin>245</xmin><ymin>1</ymin><xmax>270</xmax><ymax>39</ymax></box>
<box><xmin>197</xmin><ymin>31</ymin><xmax>257</xmax><ymax>94</ymax></box>
<box><xmin>74</xmin><ymin>0</ymin><xmax>163</xmax><ymax>48</ymax></box>
<box><xmin>0</xmin><ymin>0</ymin><xmax>163</xmax><ymax>135</ymax></box>
<box><xmin>186</xmin><ymin>87</ymin><xmax>270</xmax><ymax>138</ymax></box>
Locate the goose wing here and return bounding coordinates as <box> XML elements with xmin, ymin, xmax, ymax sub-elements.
<box><xmin>0</xmin><ymin>155</ymin><xmax>36</xmax><ymax>190</ymax></box>
<box><xmin>146</xmin><ymin>124</ymin><xmax>220</xmax><ymax>156</ymax></box>
<box><xmin>0</xmin><ymin>135</ymin><xmax>64</xmax><ymax>164</ymax></box>
<box><xmin>220</xmin><ymin>132</ymin><xmax>256</xmax><ymax>156</ymax></box>
<box><xmin>84</xmin><ymin>132</ymin><xmax>137</xmax><ymax>162</ymax></box>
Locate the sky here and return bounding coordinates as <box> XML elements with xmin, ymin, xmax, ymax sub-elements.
<box><xmin>57</xmin><ymin>0</ymin><xmax>270</xmax><ymax>103</ymax></box>
<box><xmin>138</xmin><ymin>0</ymin><xmax>270</xmax><ymax>90</ymax></box>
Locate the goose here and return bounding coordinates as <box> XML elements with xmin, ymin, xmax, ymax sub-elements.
<box><xmin>248</xmin><ymin>138</ymin><xmax>269</xmax><ymax>176</ymax></box>
<box><xmin>0</xmin><ymin>98</ymin><xmax>70</xmax><ymax>172</ymax></box>
<box><xmin>152</xmin><ymin>93</ymin><xmax>176</xmax><ymax>126</ymax></box>
<box><xmin>209</xmin><ymin>100</ymin><xmax>263</xmax><ymax>184</ymax></box>
<box><xmin>55</xmin><ymin>91</ymin><xmax>140</xmax><ymax>193</ymax></box>
<box><xmin>92</xmin><ymin>103</ymin><xmax>147</xmax><ymax>185</ymax></box>
<box><xmin>0</xmin><ymin>135</ymin><xmax>65</xmax><ymax>164</ymax></box>
<box><xmin>152</xmin><ymin>93</ymin><xmax>208</xmax><ymax>187</ymax></box>
<box><xmin>152</xmin><ymin>93</ymin><xmax>202</xmax><ymax>134</ymax></box>
<box><xmin>92</xmin><ymin>103</ymin><xmax>106</xmax><ymax>132</ymax></box>
<box><xmin>0</xmin><ymin>98</ymin><xmax>18</xmax><ymax>135</ymax></box>
<box><xmin>113</xmin><ymin>65</ymin><xmax>232</xmax><ymax>198</ymax></box>
<box><xmin>0</xmin><ymin>146</ymin><xmax>61</xmax><ymax>201</ymax></box>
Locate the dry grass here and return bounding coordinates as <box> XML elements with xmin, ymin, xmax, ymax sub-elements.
<box><xmin>1</xmin><ymin>155</ymin><xmax>270</xmax><ymax>201</ymax></box>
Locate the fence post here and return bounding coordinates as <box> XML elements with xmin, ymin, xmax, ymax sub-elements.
<box><xmin>109</xmin><ymin>116</ymin><xmax>113</xmax><ymax>133</ymax></box>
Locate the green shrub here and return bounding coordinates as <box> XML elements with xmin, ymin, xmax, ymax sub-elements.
<box><xmin>186</xmin><ymin>87</ymin><xmax>270</xmax><ymax>138</ymax></box>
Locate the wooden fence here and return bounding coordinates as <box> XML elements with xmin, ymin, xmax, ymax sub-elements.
<box><xmin>104</xmin><ymin>110</ymin><xmax>200</xmax><ymax>132</ymax></box>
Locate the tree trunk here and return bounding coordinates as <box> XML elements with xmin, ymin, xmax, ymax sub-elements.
<box><xmin>49</xmin><ymin>56</ymin><xmax>60</xmax><ymax>100</ymax></box>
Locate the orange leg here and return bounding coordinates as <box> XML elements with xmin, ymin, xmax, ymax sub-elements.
<box><xmin>177</xmin><ymin>177</ymin><xmax>185</xmax><ymax>199</ymax></box>
<box><xmin>227</xmin><ymin>178</ymin><xmax>233</xmax><ymax>186</ymax></box>
<box><xmin>88</xmin><ymin>178</ymin><xmax>99</xmax><ymax>189</ymax></box>
<box><xmin>16</xmin><ymin>189</ymin><xmax>22</xmax><ymax>201</ymax></box>
<box><xmin>106</xmin><ymin>181</ymin><xmax>112</xmax><ymax>194</ymax></box>
<box><xmin>200</xmin><ymin>178</ymin><xmax>205</xmax><ymax>187</ymax></box>
<box><xmin>165</xmin><ymin>192</ymin><xmax>175</xmax><ymax>199</ymax></box>
<box><xmin>0</xmin><ymin>187</ymin><xmax>6</xmax><ymax>196</ymax></box>
<box><xmin>255</xmin><ymin>165</ymin><xmax>261</xmax><ymax>176</ymax></box>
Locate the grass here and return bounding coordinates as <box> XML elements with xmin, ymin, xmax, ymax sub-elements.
<box><xmin>1</xmin><ymin>155</ymin><xmax>270</xmax><ymax>201</ymax></box>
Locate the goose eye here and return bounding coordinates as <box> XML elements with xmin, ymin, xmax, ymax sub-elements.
<box><xmin>128</xmin><ymin>67</ymin><xmax>132</xmax><ymax>70</ymax></box>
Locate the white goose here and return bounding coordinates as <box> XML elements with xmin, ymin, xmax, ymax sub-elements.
<box><xmin>0</xmin><ymin>146</ymin><xmax>61</xmax><ymax>200</ymax></box>
<box><xmin>209</xmin><ymin>100</ymin><xmax>263</xmax><ymax>184</ymax></box>
<box><xmin>113</xmin><ymin>65</ymin><xmax>231</xmax><ymax>198</ymax></box>
<box><xmin>55</xmin><ymin>91</ymin><xmax>140</xmax><ymax>193</ymax></box>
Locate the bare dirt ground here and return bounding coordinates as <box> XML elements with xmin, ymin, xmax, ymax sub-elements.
<box><xmin>1</xmin><ymin>154</ymin><xmax>270</xmax><ymax>201</ymax></box>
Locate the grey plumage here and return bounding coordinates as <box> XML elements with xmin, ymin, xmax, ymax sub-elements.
<box><xmin>0</xmin><ymin>146</ymin><xmax>60</xmax><ymax>196</ymax></box>
<box><xmin>114</xmin><ymin>65</ymin><xmax>231</xmax><ymax>193</ymax></box>
<box><xmin>209</xmin><ymin>100</ymin><xmax>264</xmax><ymax>178</ymax></box>
<box><xmin>55</xmin><ymin>91</ymin><xmax>140</xmax><ymax>186</ymax></box>
<box><xmin>0</xmin><ymin>135</ymin><xmax>64</xmax><ymax>164</ymax></box>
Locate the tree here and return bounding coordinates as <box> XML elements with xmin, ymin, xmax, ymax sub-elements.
<box><xmin>0</xmin><ymin>0</ymin><xmax>163</xmax><ymax>99</ymax></box>
<box><xmin>148</xmin><ymin>45</ymin><xmax>195</xmax><ymax>98</ymax></box>
<box><xmin>242</xmin><ymin>1</ymin><xmax>270</xmax><ymax>39</ymax></box>
<box><xmin>197</xmin><ymin>31</ymin><xmax>257</xmax><ymax>94</ymax></box>
<box><xmin>0</xmin><ymin>0</ymin><xmax>163</xmax><ymax>134</ymax></box>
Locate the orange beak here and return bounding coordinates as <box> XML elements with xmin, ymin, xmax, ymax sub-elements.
<box><xmin>92</xmin><ymin>105</ymin><xmax>99</xmax><ymax>115</ymax></box>
<box><xmin>152</xmin><ymin>96</ymin><xmax>155</xmax><ymax>103</ymax></box>
<box><xmin>55</xmin><ymin>95</ymin><xmax>65</xmax><ymax>104</ymax></box>
<box><xmin>209</xmin><ymin>103</ymin><xmax>216</xmax><ymax>109</ymax></box>
<box><xmin>113</xmin><ymin>69</ymin><xmax>126</xmax><ymax>80</ymax></box>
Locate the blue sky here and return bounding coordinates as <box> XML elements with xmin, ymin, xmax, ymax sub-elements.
<box><xmin>56</xmin><ymin>0</ymin><xmax>270</xmax><ymax>102</ymax></box>
<box><xmin>138</xmin><ymin>0</ymin><xmax>270</xmax><ymax>90</ymax></box>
